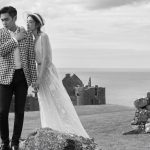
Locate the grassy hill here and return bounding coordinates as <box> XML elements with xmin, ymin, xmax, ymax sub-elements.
<box><xmin>8</xmin><ymin>104</ymin><xmax>150</xmax><ymax>150</ymax></box>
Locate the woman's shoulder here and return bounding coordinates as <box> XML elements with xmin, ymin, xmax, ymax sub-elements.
<box><xmin>40</xmin><ymin>32</ymin><xmax>49</xmax><ymax>39</ymax></box>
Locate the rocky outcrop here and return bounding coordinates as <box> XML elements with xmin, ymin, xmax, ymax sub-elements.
<box><xmin>20</xmin><ymin>128</ymin><xmax>100</xmax><ymax>150</ymax></box>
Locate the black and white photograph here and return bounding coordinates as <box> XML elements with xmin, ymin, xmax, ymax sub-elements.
<box><xmin>0</xmin><ymin>0</ymin><xmax>150</xmax><ymax>150</ymax></box>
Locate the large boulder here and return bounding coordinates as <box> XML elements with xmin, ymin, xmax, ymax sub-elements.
<box><xmin>20</xmin><ymin>128</ymin><xmax>101</xmax><ymax>150</ymax></box>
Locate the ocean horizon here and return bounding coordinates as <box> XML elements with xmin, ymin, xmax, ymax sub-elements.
<box><xmin>28</xmin><ymin>68</ymin><xmax>150</xmax><ymax>108</ymax></box>
<box><xmin>57</xmin><ymin>68</ymin><xmax>150</xmax><ymax>107</ymax></box>
<box><xmin>57</xmin><ymin>67</ymin><xmax>150</xmax><ymax>72</ymax></box>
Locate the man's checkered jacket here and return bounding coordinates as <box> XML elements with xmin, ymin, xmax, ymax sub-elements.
<box><xmin>0</xmin><ymin>27</ymin><xmax>37</xmax><ymax>86</ymax></box>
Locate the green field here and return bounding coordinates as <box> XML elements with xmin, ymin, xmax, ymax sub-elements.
<box><xmin>8</xmin><ymin>105</ymin><xmax>150</xmax><ymax>150</ymax></box>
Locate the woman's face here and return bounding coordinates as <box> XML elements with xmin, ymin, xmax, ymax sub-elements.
<box><xmin>27</xmin><ymin>16</ymin><xmax>36</xmax><ymax>31</ymax></box>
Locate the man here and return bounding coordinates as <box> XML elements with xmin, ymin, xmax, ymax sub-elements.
<box><xmin>0</xmin><ymin>6</ymin><xmax>37</xmax><ymax>150</ymax></box>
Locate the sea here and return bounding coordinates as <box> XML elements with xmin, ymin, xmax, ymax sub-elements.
<box><xmin>57</xmin><ymin>68</ymin><xmax>150</xmax><ymax>108</ymax></box>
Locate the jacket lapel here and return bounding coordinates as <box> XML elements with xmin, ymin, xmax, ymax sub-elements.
<box><xmin>2</xmin><ymin>28</ymin><xmax>11</xmax><ymax>40</ymax></box>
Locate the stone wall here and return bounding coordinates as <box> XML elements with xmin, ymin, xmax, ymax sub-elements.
<box><xmin>75</xmin><ymin>86</ymin><xmax>106</xmax><ymax>105</ymax></box>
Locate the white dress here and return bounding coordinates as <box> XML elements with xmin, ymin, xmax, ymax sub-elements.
<box><xmin>35</xmin><ymin>32</ymin><xmax>89</xmax><ymax>138</ymax></box>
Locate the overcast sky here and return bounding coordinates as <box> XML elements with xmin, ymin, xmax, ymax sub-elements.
<box><xmin>0</xmin><ymin>0</ymin><xmax>150</xmax><ymax>68</ymax></box>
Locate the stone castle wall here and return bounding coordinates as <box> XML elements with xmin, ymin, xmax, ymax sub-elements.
<box><xmin>75</xmin><ymin>86</ymin><xmax>106</xmax><ymax>105</ymax></box>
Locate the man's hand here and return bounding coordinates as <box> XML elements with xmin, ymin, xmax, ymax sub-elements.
<box><xmin>13</xmin><ymin>29</ymin><xmax>27</xmax><ymax>41</ymax></box>
<box><xmin>32</xmin><ymin>79</ymin><xmax>40</xmax><ymax>92</ymax></box>
<box><xmin>32</xmin><ymin>83</ymin><xmax>39</xmax><ymax>93</ymax></box>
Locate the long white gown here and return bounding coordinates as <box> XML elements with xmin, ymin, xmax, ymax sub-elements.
<box><xmin>35</xmin><ymin>32</ymin><xmax>89</xmax><ymax>138</ymax></box>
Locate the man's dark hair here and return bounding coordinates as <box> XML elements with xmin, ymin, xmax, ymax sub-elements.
<box><xmin>0</xmin><ymin>6</ymin><xmax>17</xmax><ymax>18</ymax></box>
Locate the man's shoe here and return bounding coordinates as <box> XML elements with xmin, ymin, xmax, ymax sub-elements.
<box><xmin>11</xmin><ymin>145</ymin><xmax>19</xmax><ymax>150</ymax></box>
<box><xmin>0</xmin><ymin>144</ymin><xmax>11</xmax><ymax>150</ymax></box>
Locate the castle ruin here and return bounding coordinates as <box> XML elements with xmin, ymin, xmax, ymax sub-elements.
<box><xmin>62</xmin><ymin>74</ymin><xmax>106</xmax><ymax>105</ymax></box>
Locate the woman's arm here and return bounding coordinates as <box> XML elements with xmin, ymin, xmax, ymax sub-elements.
<box><xmin>37</xmin><ymin>33</ymin><xmax>52</xmax><ymax>84</ymax></box>
<box><xmin>0</xmin><ymin>28</ymin><xmax>26</xmax><ymax>57</ymax></box>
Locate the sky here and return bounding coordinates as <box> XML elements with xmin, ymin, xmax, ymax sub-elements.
<box><xmin>0</xmin><ymin>0</ymin><xmax>150</xmax><ymax>68</ymax></box>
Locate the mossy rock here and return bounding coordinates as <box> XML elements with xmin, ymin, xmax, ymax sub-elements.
<box><xmin>20</xmin><ymin>128</ymin><xmax>101</xmax><ymax>150</ymax></box>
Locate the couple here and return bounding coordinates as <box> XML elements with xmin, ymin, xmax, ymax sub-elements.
<box><xmin>0</xmin><ymin>6</ymin><xmax>89</xmax><ymax>150</ymax></box>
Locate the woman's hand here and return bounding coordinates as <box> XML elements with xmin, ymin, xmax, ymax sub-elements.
<box><xmin>20</xmin><ymin>26</ymin><xmax>27</xmax><ymax>33</ymax></box>
<box><xmin>32</xmin><ymin>78</ymin><xmax>41</xmax><ymax>92</ymax></box>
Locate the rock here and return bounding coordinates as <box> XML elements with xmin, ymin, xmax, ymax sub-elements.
<box><xmin>20</xmin><ymin>128</ymin><xmax>101</xmax><ymax>150</ymax></box>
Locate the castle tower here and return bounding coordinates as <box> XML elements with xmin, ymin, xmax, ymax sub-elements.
<box><xmin>75</xmin><ymin>86</ymin><xmax>85</xmax><ymax>105</ymax></box>
<box><xmin>88</xmin><ymin>77</ymin><xmax>91</xmax><ymax>87</ymax></box>
<box><xmin>97</xmin><ymin>87</ymin><xmax>106</xmax><ymax>104</ymax></box>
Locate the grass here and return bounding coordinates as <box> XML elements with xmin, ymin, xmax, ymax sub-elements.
<box><xmin>7</xmin><ymin>104</ymin><xmax>150</xmax><ymax>150</ymax></box>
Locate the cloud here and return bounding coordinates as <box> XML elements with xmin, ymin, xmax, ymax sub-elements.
<box><xmin>0</xmin><ymin>0</ymin><xmax>13</xmax><ymax>7</ymax></box>
<box><xmin>46</xmin><ymin>0</ymin><xmax>150</xmax><ymax>10</ymax></box>
<box><xmin>71</xmin><ymin>0</ymin><xmax>150</xmax><ymax>10</ymax></box>
<box><xmin>1</xmin><ymin>0</ymin><xmax>149</xmax><ymax>21</ymax></box>
<box><xmin>0</xmin><ymin>0</ymin><xmax>150</xmax><ymax>68</ymax></box>
<box><xmin>1</xmin><ymin>0</ymin><xmax>82</xmax><ymax>20</ymax></box>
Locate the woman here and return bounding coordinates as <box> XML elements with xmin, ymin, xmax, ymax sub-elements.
<box><xmin>27</xmin><ymin>13</ymin><xmax>89</xmax><ymax>138</ymax></box>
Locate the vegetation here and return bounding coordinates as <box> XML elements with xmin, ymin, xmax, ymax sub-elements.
<box><xmin>7</xmin><ymin>105</ymin><xmax>150</xmax><ymax>150</ymax></box>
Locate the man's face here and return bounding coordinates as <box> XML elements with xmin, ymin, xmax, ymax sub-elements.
<box><xmin>0</xmin><ymin>13</ymin><xmax>16</xmax><ymax>30</ymax></box>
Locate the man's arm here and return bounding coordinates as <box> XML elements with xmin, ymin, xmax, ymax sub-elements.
<box><xmin>0</xmin><ymin>29</ymin><xmax>27</xmax><ymax>57</ymax></box>
<box><xmin>0</xmin><ymin>36</ymin><xmax>18</xmax><ymax>57</ymax></box>
<box><xmin>27</xmin><ymin>32</ymin><xmax>37</xmax><ymax>84</ymax></box>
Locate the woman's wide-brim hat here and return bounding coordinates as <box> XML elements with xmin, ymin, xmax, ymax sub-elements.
<box><xmin>23</xmin><ymin>11</ymin><xmax>45</xmax><ymax>27</ymax></box>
